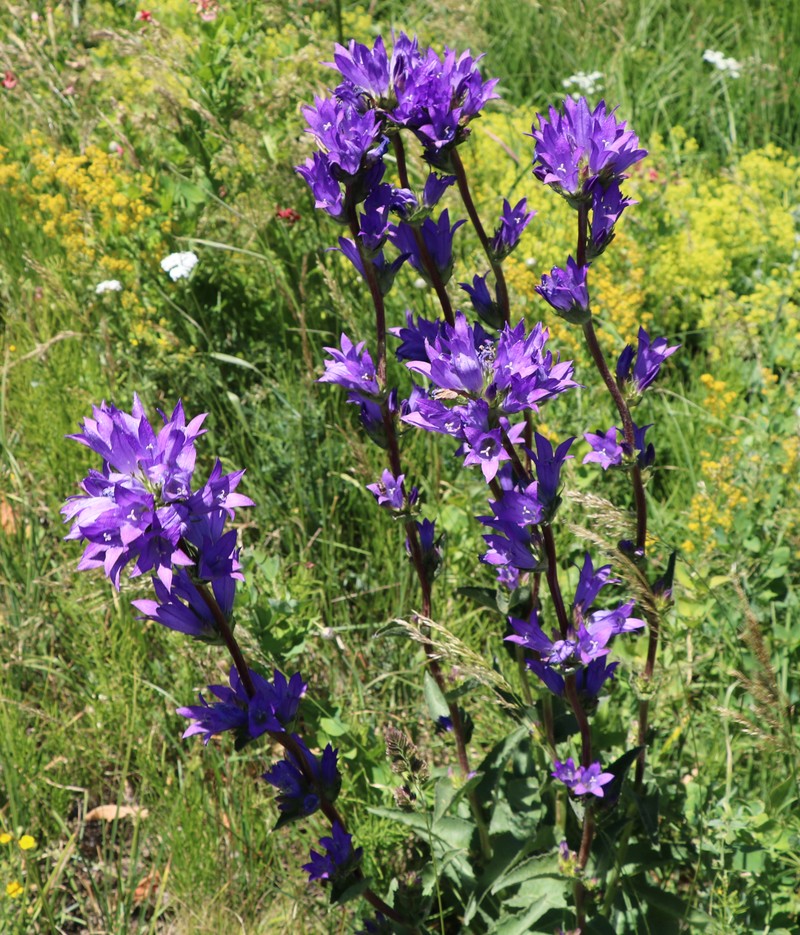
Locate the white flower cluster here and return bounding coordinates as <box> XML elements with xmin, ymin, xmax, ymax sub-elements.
<box><xmin>95</xmin><ymin>280</ymin><xmax>123</xmax><ymax>294</ymax></box>
<box><xmin>161</xmin><ymin>251</ymin><xmax>199</xmax><ymax>281</ymax></box>
<box><xmin>702</xmin><ymin>49</ymin><xmax>743</xmax><ymax>79</ymax></box>
<box><xmin>562</xmin><ymin>71</ymin><xmax>603</xmax><ymax>100</ymax></box>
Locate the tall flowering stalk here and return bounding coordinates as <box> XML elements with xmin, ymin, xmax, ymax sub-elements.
<box><xmin>532</xmin><ymin>98</ymin><xmax>679</xmax><ymax>787</ymax></box>
<box><xmin>298</xmin><ymin>34</ymin><xmax>678</xmax><ymax>931</ymax></box>
<box><xmin>61</xmin><ymin>396</ymin><xmax>405</xmax><ymax>925</ymax></box>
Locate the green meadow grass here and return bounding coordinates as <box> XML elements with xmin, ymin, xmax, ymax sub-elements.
<box><xmin>1</xmin><ymin>0</ymin><xmax>799</xmax><ymax>931</ymax></box>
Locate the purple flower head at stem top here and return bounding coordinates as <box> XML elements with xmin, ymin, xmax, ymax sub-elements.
<box><xmin>319</xmin><ymin>333</ymin><xmax>380</xmax><ymax>396</ymax></box>
<box><xmin>177</xmin><ymin>666</ymin><xmax>307</xmax><ymax>747</ymax></box>
<box><xmin>552</xmin><ymin>758</ymin><xmax>614</xmax><ymax>797</ymax></box>
<box><xmin>490</xmin><ymin>198</ymin><xmax>535</xmax><ymax>261</ymax></box>
<box><xmin>62</xmin><ymin>396</ymin><xmax>251</xmax><ymax>591</ymax></box>
<box><xmin>303</xmin><ymin>821</ymin><xmax>363</xmax><ymax>884</ymax></box>
<box><xmin>301</xmin><ymin>95</ymin><xmax>387</xmax><ymax>182</ymax></box>
<box><xmin>536</xmin><ymin>257</ymin><xmax>591</xmax><ymax>325</ymax></box>
<box><xmin>388</xmin><ymin>209</ymin><xmax>466</xmax><ymax>286</ymax></box>
<box><xmin>531</xmin><ymin>97</ymin><xmax>647</xmax><ymax>203</ymax></box>
<box><xmin>616</xmin><ymin>327</ymin><xmax>680</xmax><ymax>394</ymax></box>
<box><xmin>262</xmin><ymin>738</ymin><xmax>341</xmax><ymax>827</ymax></box>
<box><xmin>392</xmin><ymin>45</ymin><xmax>500</xmax><ymax>161</ymax></box>
<box><xmin>366</xmin><ymin>469</ymin><xmax>417</xmax><ymax>511</ymax></box>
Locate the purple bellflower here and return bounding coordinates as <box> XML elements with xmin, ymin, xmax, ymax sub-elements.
<box><xmin>531</xmin><ymin>97</ymin><xmax>647</xmax><ymax>203</ymax></box>
<box><xmin>62</xmin><ymin>397</ymin><xmax>251</xmax><ymax>591</ymax></box>
<box><xmin>301</xmin><ymin>96</ymin><xmax>387</xmax><ymax>182</ymax></box>
<box><xmin>263</xmin><ymin>738</ymin><xmax>341</xmax><ymax>827</ymax></box>
<box><xmin>367</xmin><ymin>469</ymin><xmax>417</xmax><ymax>511</ymax></box>
<box><xmin>132</xmin><ymin>569</ymin><xmax>233</xmax><ymax>642</ymax></box>
<box><xmin>589</xmin><ymin>179</ymin><xmax>635</xmax><ymax>257</ymax></box>
<box><xmin>303</xmin><ymin>821</ymin><xmax>364</xmax><ymax>884</ymax></box>
<box><xmin>295</xmin><ymin>152</ymin><xmax>346</xmax><ymax>223</ymax></box>
<box><xmin>489</xmin><ymin>197</ymin><xmax>535</xmax><ymax>261</ymax></box>
<box><xmin>616</xmin><ymin>327</ymin><xmax>680</xmax><ymax>394</ymax></box>
<box><xmin>459</xmin><ymin>273</ymin><xmax>504</xmax><ymax>329</ymax></box>
<box><xmin>536</xmin><ymin>257</ymin><xmax>591</xmax><ymax>324</ymax></box>
<box><xmin>583</xmin><ymin>422</ymin><xmax>655</xmax><ymax>470</ymax></box>
<box><xmin>177</xmin><ymin>666</ymin><xmax>306</xmax><ymax>747</ymax></box>
<box><xmin>319</xmin><ymin>334</ymin><xmax>380</xmax><ymax>395</ymax></box>
<box><xmin>552</xmin><ymin>758</ymin><xmax>614</xmax><ymax>798</ymax></box>
<box><xmin>530</xmin><ymin>433</ymin><xmax>574</xmax><ymax>515</ymax></box>
<box><xmin>388</xmin><ymin>209</ymin><xmax>466</xmax><ymax>286</ymax></box>
<box><xmin>393</xmin><ymin>173</ymin><xmax>456</xmax><ymax>223</ymax></box>
<box><xmin>573</xmin><ymin>553</ymin><xmax>619</xmax><ymax>623</ymax></box>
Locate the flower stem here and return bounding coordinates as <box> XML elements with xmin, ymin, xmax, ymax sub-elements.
<box><xmin>194</xmin><ymin>578</ymin><xmax>256</xmax><ymax>698</ymax></box>
<box><xmin>347</xmin><ymin>199</ymin><xmax>387</xmax><ymax>384</ymax></box>
<box><xmin>576</xmin><ymin>209</ymin><xmax>659</xmax><ymax>787</ymax></box>
<box><xmin>450</xmin><ymin>148</ymin><xmax>510</xmax><ymax>323</ymax></box>
<box><xmin>392</xmin><ymin>135</ymin><xmax>455</xmax><ymax>325</ymax></box>
<box><xmin>196</xmin><ymin>581</ymin><xmax>411</xmax><ymax>928</ymax></box>
<box><xmin>353</xmin><ymin>247</ymin><xmax>491</xmax><ymax>860</ymax></box>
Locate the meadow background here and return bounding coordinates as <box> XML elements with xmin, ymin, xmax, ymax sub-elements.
<box><xmin>1</xmin><ymin>0</ymin><xmax>799</xmax><ymax>932</ymax></box>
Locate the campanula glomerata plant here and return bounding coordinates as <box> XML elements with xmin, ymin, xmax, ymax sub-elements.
<box><xmin>63</xmin><ymin>32</ymin><xmax>681</xmax><ymax>934</ymax></box>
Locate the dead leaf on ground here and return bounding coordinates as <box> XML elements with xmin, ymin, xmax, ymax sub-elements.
<box><xmin>133</xmin><ymin>870</ymin><xmax>160</xmax><ymax>905</ymax></box>
<box><xmin>85</xmin><ymin>804</ymin><xmax>150</xmax><ymax>822</ymax></box>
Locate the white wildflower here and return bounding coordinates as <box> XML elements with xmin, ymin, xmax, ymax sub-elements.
<box><xmin>703</xmin><ymin>49</ymin><xmax>742</xmax><ymax>78</ymax></box>
<box><xmin>95</xmin><ymin>280</ymin><xmax>123</xmax><ymax>294</ymax></box>
<box><xmin>562</xmin><ymin>70</ymin><xmax>604</xmax><ymax>99</ymax></box>
<box><xmin>160</xmin><ymin>251</ymin><xmax>199</xmax><ymax>281</ymax></box>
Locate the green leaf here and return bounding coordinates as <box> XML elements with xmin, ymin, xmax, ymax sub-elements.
<box><xmin>368</xmin><ymin>807</ymin><xmax>475</xmax><ymax>852</ymax></box>
<box><xmin>491</xmin><ymin>852</ymin><xmax>560</xmax><ymax>893</ymax></box>
<box><xmin>423</xmin><ymin>670</ymin><xmax>450</xmax><ymax>721</ymax></box>
<box><xmin>319</xmin><ymin>716</ymin><xmax>348</xmax><ymax>737</ymax></box>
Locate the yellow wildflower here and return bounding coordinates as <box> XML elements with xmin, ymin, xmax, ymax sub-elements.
<box><xmin>18</xmin><ymin>835</ymin><xmax>35</xmax><ymax>851</ymax></box>
<box><xmin>5</xmin><ymin>881</ymin><xmax>23</xmax><ymax>898</ymax></box>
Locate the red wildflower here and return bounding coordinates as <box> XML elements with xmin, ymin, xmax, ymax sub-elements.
<box><xmin>276</xmin><ymin>207</ymin><xmax>301</xmax><ymax>225</ymax></box>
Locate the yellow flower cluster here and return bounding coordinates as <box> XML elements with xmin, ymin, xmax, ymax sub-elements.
<box><xmin>1</xmin><ymin>831</ymin><xmax>36</xmax><ymax>902</ymax></box>
<box><xmin>20</xmin><ymin>131</ymin><xmax>154</xmax><ymax>268</ymax></box>
<box><xmin>681</xmin><ymin>375</ymin><xmax>746</xmax><ymax>555</ymax></box>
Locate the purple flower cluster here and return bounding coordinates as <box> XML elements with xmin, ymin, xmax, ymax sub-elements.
<box><xmin>263</xmin><ymin>738</ymin><xmax>341</xmax><ymax>826</ymax></box>
<box><xmin>552</xmin><ymin>758</ymin><xmax>614</xmax><ymax>798</ymax></box>
<box><xmin>531</xmin><ymin>97</ymin><xmax>647</xmax><ymax>201</ymax></box>
<box><xmin>479</xmin><ymin>434</ymin><xmax>574</xmax><ymax>577</ymax></box>
<box><xmin>329</xmin><ymin>35</ymin><xmax>498</xmax><ymax>159</ymax></box>
<box><xmin>177</xmin><ymin>667</ymin><xmax>306</xmax><ymax>746</ymax></box>
<box><xmin>532</xmin><ymin>96</ymin><xmax>647</xmax><ymax>309</ymax></box>
<box><xmin>506</xmin><ymin>553</ymin><xmax>643</xmax><ymax>698</ymax></box>
<box><xmin>297</xmin><ymin>34</ymin><xmax>501</xmax><ymax>299</ymax></box>
<box><xmin>303</xmin><ymin>821</ymin><xmax>363</xmax><ymax>884</ymax></box>
<box><xmin>62</xmin><ymin>395</ymin><xmax>252</xmax><ymax>594</ymax></box>
<box><xmin>399</xmin><ymin>314</ymin><xmax>577</xmax><ymax>481</ymax></box>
